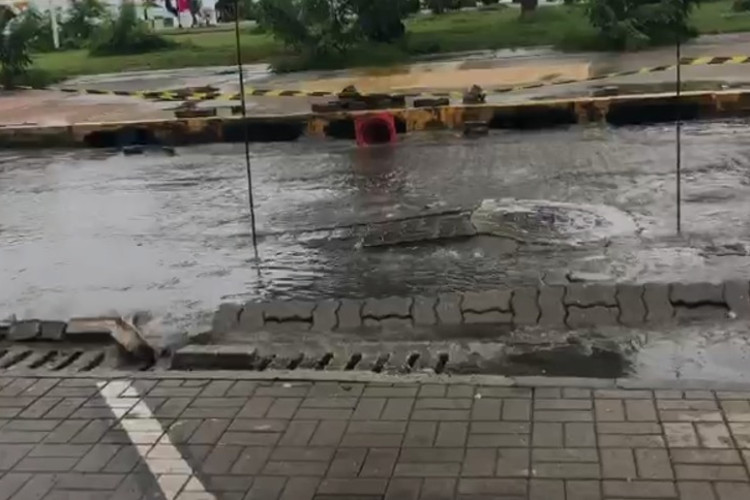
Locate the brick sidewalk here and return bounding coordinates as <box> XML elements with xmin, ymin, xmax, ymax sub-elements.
<box><xmin>0</xmin><ymin>375</ymin><xmax>749</xmax><ymax>499</ymax></box>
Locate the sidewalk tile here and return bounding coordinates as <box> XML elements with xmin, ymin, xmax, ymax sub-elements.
<box><xmin>421</xmin><ymin>478</ymin><xmax>456</xmax><ymax>500</ymax></box>
<box><xmin>529</xmin><ymin>479</ymin><xmax>564</xmax><ymax>500</ymax></box>
<box><xmin>359</xmin><ymin>448</ymin><xmax>398</xmax><ymax>478</ymax></box>
<box><xmin>385</xmin><ymin>478</ymin><xmax>421</xmax><ymax>500</ymax></box>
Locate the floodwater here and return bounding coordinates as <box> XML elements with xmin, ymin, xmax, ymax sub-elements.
<box><xmin>2</xmin><ymin>119</ymin><xmax>750</xmax><ymax>336</ymax></box>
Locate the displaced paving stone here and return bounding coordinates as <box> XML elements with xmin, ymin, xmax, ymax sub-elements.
<box><xmin>617</xmin><ymin>284</ymin><xmax>646</xmax><ymax>325</ymax></box>
<box><xmin>511</xmin><ymin>286</ymin><xmax>539</xmax><ymax>326</ymax></box>
<box><xmin>39</xmin><ymin>321</ymin><xmax>67</xmax><ymax>341</ymax></box>
<box><xmin>464</xmin><ymin>311</ymin><xmax>512</xmax><ymax>324</ymax></box>
<box><xmin>643</xmin><ymin>283</ymin><xmax>673</xmax><ymax>323</ymax></box>
<box><xmin>312</xmin><ymin>300</ymin><xmax>340</xmax><ymax>331</ymax></box>
<box><xmin>566</xmin><ymin>306</ymin><xmax>619</xmax><ymax>328</ymax></box>
<box><xmin>461</xmin><ymin>289</ymin><xmax>511</xmax><ymax>313</ymax></box>
<box><xmin>239</xmin><ymin>302</ymin><xmax>264</xmax><ymax>330</ymax></box>
<box><xmin>212</xmin><ymin>303</ymin><xmax>242</xmax><ymax>334</ymax></box>
<box><xmin>337</xmin><ymin>299</ymin><xmax>363</xmax><ymax>329</ymax></box>
<box><xmin>264</xmin><ymin>300</ymin><xmax>315</xmax><ymax>322</ymax></box>
<box><xmin>436</xmin><ymin>293</ymin><xmax>462</xmax><ymax>325</ymax></box>
<box><xmin>539</xmin><ymin>286</ymin><xmax>565</xmax><ymax>327</ymax></box>
<box><xmin>671</xmin><ymin>282</ymin><xmax>725</xmax><ymax>305</ymax></box>
<box><xmin>59</xmin><ymin>318</ymin><xmax>113</xmax><ymax>343</ymax></box>
<box><xmin>564</xmin><ymin>283</ymin><xmax>617</xmax><ymax>307</ymax></box>
<box><xmin>724</xmin><ymin>280</ymin><xmax>750</xmax><ymax>318</ymax></box>
<box><xmin>363</xmin><ymin>296</ymin><xmax>412</xmax><ymax>319</ymax></box>
<box><xmin>7</xmin><ymin>320</ymin><xmax>40</xmax><ymax>341</ymax></box>
<box><xmin>412</xmin><ymin>296</ymin><xmax>437</xmax><ymax>325</ymax></box>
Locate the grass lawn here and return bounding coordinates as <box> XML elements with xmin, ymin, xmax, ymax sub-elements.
<box><xmin>31</xmin><ymin>1</ymin><xmax>750</xmax><ymax>80</ymax></box>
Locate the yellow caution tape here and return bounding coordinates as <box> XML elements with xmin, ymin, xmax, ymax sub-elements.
<box><xmin>38</xmin><ymin>55</ymin><xmax>750</xmax><ymax>102</ymax></box>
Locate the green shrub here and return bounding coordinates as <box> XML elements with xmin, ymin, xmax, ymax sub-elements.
<box><xmin>90</xmin><ymin>3</ymin><xmax>174</xmax><ymax>56</ymax></box>
<box><xmin>733</xmin><ymin>0</ymin><xmax>750</xmax><ymax>11</ymax></box>
<box><xmin>480</xmin><ymin>0</ymin><xmax>499</xmax><ymax>4</ymax></box>
<box><xmin>587</xmin><ymin>0</ymin><xmax>700</xmax><ymax>50</ymax></box>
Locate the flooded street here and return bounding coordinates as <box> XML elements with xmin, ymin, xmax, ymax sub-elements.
<box><xmin>2</xmin><ymin>119</ymin><xmax>750</xmax><ymax>335</ymax></box>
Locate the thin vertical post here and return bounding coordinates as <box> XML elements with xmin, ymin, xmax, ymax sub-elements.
<box><xmin>234</xmin><ymin>0</ymin><xmax>259</xmax><ymax>253</ymax></box>
<box><xmin>675</xmin><ymin>35</ymin><xmax>682</xmax><ymax>234</ymax></box>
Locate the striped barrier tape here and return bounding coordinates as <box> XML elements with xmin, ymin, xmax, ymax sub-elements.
<box><xmin>39</xmin><ymin>55</ymin><xmax>750</xmax><ymax>102</ymax></box>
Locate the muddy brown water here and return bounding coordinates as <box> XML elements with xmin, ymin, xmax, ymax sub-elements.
<box><xmin>1</xmin><ymin>119</ymin><xmax>750</xmax><ymax>337</ymax></box>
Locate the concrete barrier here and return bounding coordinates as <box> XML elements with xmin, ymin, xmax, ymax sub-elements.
<box><xmin>213</xmin><ymin>280</ymin><xmax>750</xmax><ymax>335</ymax></box>
<box><xmin>1</xmin><ymin>90</ymin><xmax>749</xmax><ymax>148</ymax></box>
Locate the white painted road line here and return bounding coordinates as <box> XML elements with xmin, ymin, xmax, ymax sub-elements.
<box><xmin>97</xmin><ymin>380</ymin><xmax>216</xmax><ymax>500</ymax></box>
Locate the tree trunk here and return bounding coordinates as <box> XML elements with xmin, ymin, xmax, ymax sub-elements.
<box><xmin>520</xmin><ymin>0</ymin><xmax>537</xmax><ymax>18</ymax></box>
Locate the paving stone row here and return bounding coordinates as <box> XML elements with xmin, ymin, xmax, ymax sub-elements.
<box><xmin>216</xmin><ymin>280</ymin><xmax>750</xmax><ymax>333</ymax></box>
<box><xmin>0</xmin><ymin>318</ymin><xmax>122</xmax><ymax>344</ymax></box>
<box><xmin>3</xmin><ymin>377</ymin><xmax>750</xmax><ymax>499</ymax></box>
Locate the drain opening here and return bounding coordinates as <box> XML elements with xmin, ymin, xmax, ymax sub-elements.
<box><xmin>79</xmin><ymin>352</ymin><xmax>106</xmax><ymax>372</ymax></box>
<box><xmin>406</xmin><ymin>352</ymin><xmax>420</xmax><ymax>370</ymax></box>
<box><xmin>315</xmin><ymin>353</ymin><xmax>333</xmax><ymax>370</ymax></box>
<box><xmin>287</xmin><ymin>354</ymin><xmax>303</xmax><ymax>370</ymax></box>
<box><xmin>435</xmin><ymin>353</ymin><xmax>449</xmax><ymax>374</ymax></box>
<box><xmin>0</xmin><ymin>350</ymin><xmax>32</xmax><ymax>369</ymax></box>
<box><xmin>255</xmin><ymin>355</ymin><xmax>275</xmax><ymax>371</ymax></box>
<box><xmin>345</xmin><ymin>353</ymin><xmax>363</xmax><ymax>370</ymax></box>
<box><xmin>29</xmin><ymin>350</ymin><xmax>58</xmax><ymax>369</ymax></box>
<box><xmin>52</xmin><ymin>351</ymin><xmax>83</xmax><ymax>370</ymax></box>
<box><xmin>372</xmin><ymin>353</ymin><xmax>390</xmax><ymax>373</ymax></box>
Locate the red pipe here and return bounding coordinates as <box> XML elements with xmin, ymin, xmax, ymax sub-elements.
<box><xmin>355</xmin><ymin>113</ymin><xmax>397</xmax><ymax>147</ymax></box>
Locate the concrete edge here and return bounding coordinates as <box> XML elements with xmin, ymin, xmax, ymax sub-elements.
<box><xmin>0</xmin><ymin>317</ymin><xmax>155</xmax><ymax>363</ymax></box>
<box><xmin>3</xmin><ymin>369</ymin><xmax>750</xmax><ymax>391</ymax></box>
<box><xmin>1</xmin><ymin>89</ymin><xmax>749</xmax><ymax>148</ymax></box>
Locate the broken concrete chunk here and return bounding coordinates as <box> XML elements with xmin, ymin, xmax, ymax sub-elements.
<box><xmin>8</xmin><ymin>320</ymin><xmax>40</xmax><ymax>341</ymax></box>
<box><xmin>40</xmin><ymin>321</ymin><xmax>67</xmax><ymax>341</ymax></box>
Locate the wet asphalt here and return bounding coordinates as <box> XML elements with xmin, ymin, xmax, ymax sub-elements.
<box><xmin>1</xmin><ymin>119</ymin><xmax>750</xmax><ymax>338</ymax></box>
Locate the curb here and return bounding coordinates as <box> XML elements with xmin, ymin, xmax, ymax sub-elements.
<box><xmin>1</xmin><ymin>90</ymin><xmax>748</xmax><ymax>148</ymax></box>
<box><xmin>212</xmin><ymin>280</ymin><xmax>750</xmax><ymax>336</ymax></box>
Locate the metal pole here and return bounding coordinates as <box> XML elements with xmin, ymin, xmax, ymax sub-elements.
<box><xmin>234</xmin><ymin>0</ymin><xmax>259</xmax><ymax>254</ymax></box>
<box><xmin>675</xmin><ymin>34</ymin><xmax>682</xmax><ymax>235</ymax></box>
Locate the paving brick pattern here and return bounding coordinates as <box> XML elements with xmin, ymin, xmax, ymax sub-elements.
<box><xmin>2</xmin><ymin>376</ymin><xmax>750</xmax><ymax>498</ymax></box>
<box><xmin>222</xmin><ymin>281</ymin><xmax>750</xmax><ymax>333</ymax></box>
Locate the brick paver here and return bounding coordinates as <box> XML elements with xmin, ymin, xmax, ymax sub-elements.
<box><xmin>3</xmin><ymin>376</ymin><xmax>750</xmax><ymax>499</ymax></box>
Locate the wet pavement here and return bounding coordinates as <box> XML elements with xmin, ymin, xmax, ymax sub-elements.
<box><xmin>2</xmin><ymin>119</ymin><xmax>750</xmax><ymax>338</ymax></box>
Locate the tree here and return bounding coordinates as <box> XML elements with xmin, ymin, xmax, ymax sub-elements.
<box><xmin>61</xmin><ymin>0</ymin><xmax>109</xmax><ymax>48</ymax></box>
<box><xmin>258</xmin><ymin>0</ymin><xmax>409</xmax><ymax>54</ymax></box>
<box><xmin>352</xmin><ymin>0</ymin><xmax>406</xmax><ymax>42</ymax></box>
<box><xmin>587</xmin><ymin>0</ymin><xmax>700</xmax><ymax>49</ymax></box>
<box><xmin>258</xmin><ymin>0</ymin><xmax>358</xmax><ymax>54</ymax></box>
<box><xmin>0</xmin><ymin>10</ymin><xmax>37</xmax><ymax>88</ymax></box>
